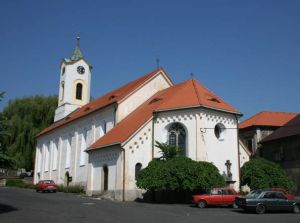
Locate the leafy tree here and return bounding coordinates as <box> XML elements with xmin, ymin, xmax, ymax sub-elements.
<box><xmin>1</xmin><ymin>95</ymin><xmax>57</xmax><ymax>170</ymax></box>
<box><xmin>155</xmin><ymin>141</ymin><xmax>182</xmax><ymax>160</ymax></box>
<box><xmin>241</xmin><ymin>158</ymin><xmax>294</xmax><ymax>191</ymax></box>
<box><xmin>136</xmin><ymin>156</ymin><xmax>225</xmax><ymax>191</ymax></box>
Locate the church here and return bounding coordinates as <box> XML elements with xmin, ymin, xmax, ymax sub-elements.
<box><xmin>34</xmin><ymin>40</ymin><xmax>249</xmax><ymax>201</ymax></box>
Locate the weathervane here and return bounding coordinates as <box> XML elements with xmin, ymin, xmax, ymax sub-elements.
<box><xmin>156</xmin><ymin>57</ymin><xmax>160</xmax><ymax>69</ymax></box>
<box><xmin>76</xmin><ymin>36</ymin><xmax>80</xmax><ymax>45</ymax></box>
<box><xmin>190</xmin><ymin>72</ymin><xmax>195</xmax><ymax>80</ymax></box>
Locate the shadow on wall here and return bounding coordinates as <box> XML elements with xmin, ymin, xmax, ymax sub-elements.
<box><xmin>0</xmin><ymin>203</ymin><xmax>18</xmax><ymax>214</ymax></box>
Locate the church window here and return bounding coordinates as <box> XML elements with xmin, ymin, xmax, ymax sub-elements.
<box><xmin>52</xmin><ymin>140</ymin><xmax>58</xmax><ymax>171</ymax></box>
<box><xmin>76</xmin><ymin>83</ymin><xmax>83</xmax><ymax>100</ymax></box>
<box><xmin>60</xmin><ymin>82</ymin><xmax>65</xmax><ymax>101</ymax></box>
<box><xmin>102</xmin><ymin>121</ymin><xmax>107</xmax><ymax>134</ymax></box>
<box><xmin>135</xmin><ymin>163</ymin><xmax>142</xmax><ymax>180</ymax></box>
<box><xmin>62</xmin><ymin>67</ymin><xmax>65</xmax><ymax>75</ymax></box>
<box><xmin>79</xmin><ymin>130</ymin><xmax>87</xmax><ymax>166</ymax></box>
<box><xmin>65</xmin><ymin>137</ymin><xmax>71</xmax><ymax>168</ymax></box>
<box><xmin>168</xmin><ymin>123</ymin><xmax>186</xmax><ymax>155</ymax></box>
<box><xmin>214</xmin><ymin>123</ymin><xmax>226</xmax><ymax>140</ymax></box>
<box><xmin>44</xmin><ymin>143</ymin><xmax>50</xmax><ymax>172</ymax></box>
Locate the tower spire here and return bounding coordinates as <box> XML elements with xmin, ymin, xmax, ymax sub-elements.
<box><xmin>71</xmin><ymin>36</ymin><xmax>84</xmax><ymax>61</ymax></box>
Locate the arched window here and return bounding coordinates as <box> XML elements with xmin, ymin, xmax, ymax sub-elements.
<box><xmin>76</xmin><ymin>83</ymin><xmax>83</xmax><ymax>100</ymax></box>
<box><xmin>60</xmin><ymin>82</ymin><xmax>65</xmax><ymax>101</ymax></box>
<box><xmin>135</xmin><ymin>163</ymin><xmax>142</xmax><ymax>180</ymax></box>
<box><xmin>168</xmin><ymin>123</ymin><xmax>186</xmax><ymax>155</ymax></box>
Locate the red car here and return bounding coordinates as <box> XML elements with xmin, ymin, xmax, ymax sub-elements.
<box><xmin>268</xmin><ymin>188</ymin><xmax>296</xmax><ymax>199</ymax></box>
<box><xmin>193</xmin><ymin>188</ymin><xmax>238</xmax><ymax>208</ymax></box>
<box><xmin>36</xmin><ymin>180</ymin><xmax>58</xmax><ymax>193</ymax></box>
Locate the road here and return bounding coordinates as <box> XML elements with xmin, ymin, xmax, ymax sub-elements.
<box><xmin>0</xmin><ymin>187</ymin><xmax>299</xmax><ymax>223</ymax></box>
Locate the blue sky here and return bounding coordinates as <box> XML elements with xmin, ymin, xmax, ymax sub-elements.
<box><xmin>0</xmin><ymin>0</ymin><xmax>299</xmax><ymax>120</ymax></box>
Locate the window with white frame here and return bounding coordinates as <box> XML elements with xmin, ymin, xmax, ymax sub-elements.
<box><xmin>37</xmin><ymin>145</ymin><xmax>42</xmax><ymax>173</ymax></box>
<box><xmin>65</xmin><ymin>137</ymin><xmax>71</xmax><ymax>169</ymax></box>
<box><xmin>44</xmin><ymin>143</ymin><xmax>50</xmax><ymax>172</ymax></box>
<box><xmin>52</xmin><ymin>140</ymin><xmax>58</xmax><ymax>170</ymax></box>
<box><xmin>80</xmin><ymin>130</ymin><xmax>87</xmax><ymax>166</ymax></box>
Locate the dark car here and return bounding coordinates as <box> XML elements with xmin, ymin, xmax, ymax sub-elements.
<box><xmin>193</xmin><ymin>188</ymin><xmax>238</xmax><ymax>208</ymax></box>
<box><xmin>35</xmin><ymin>180</ymin><xmax>58</xmax><ymax>193</ymax></box>
<box><xmin>235</xmin><ymin>189</ymin><xmax>300</xmax><ymax>214</ymax></box>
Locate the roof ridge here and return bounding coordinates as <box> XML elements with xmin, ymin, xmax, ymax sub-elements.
<box><xmin>191</xmin><ymin>79</ymin><xmax>202</xmax><ymax>105</ymax></box>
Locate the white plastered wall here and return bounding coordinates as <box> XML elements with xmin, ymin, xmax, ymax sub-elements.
<box><xmin>34</xmin><ymin>105</ymin><xmax>115</xmax><ymax>187</ymax></box>
<box><xmin>116</xmin><ymin>72</ymin><xmax>172</xmax><ymax>123</ymax></box>
<box><xmin>153</xmin><ymin>107</ymin><xmax>240</xmax><ymax>190</ymax></box>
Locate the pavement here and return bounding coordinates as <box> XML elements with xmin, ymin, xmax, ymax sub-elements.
<box><xmin>0</xmin><ymin>187</ymin><xmax>300</xmax><ymax>223</ymax></box>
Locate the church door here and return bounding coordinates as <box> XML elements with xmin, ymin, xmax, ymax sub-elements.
<box><xmin>102</xmin><ymin>166</ymin><xmax>108</xmax><ymax>191</ymax></box>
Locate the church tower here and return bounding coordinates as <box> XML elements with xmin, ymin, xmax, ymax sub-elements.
<box><xmin>54</xmin><ymin>37</ymin><xmax>92</xmax><ymax>122</ymax></box>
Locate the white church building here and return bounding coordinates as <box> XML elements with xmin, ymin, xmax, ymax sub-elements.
<box><xmin>34</xmin><ymin>40</ymin><xmax>249</xmax><ymax>201</ymax></box>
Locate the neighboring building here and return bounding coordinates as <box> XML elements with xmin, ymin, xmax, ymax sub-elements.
<box><xmin>34</xmin><ymin>41</ymin><xmax>247</xmax><ymax>201</ymax></box>
<box><xmin>260</xmin><ymin>114</ymin><xmax>300</xmax><ymax>195</ymax></box>
<box><xmin>239</xmin><ymin>111</ymin><xmax>297</xmax><ymax>156</ymax></box>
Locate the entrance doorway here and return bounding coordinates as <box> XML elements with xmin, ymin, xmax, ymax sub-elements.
<box><xmin>102</xmin><ymin>165</ymin><xmax>108</xmax><ymax>191</ymax></box>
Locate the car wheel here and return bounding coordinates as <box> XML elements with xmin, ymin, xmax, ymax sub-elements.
<box><xmin>197</xmin><ymin>200</ymin><xmax>207</xmax><ymax>208</ymax></box>
<box><xmin>231</xmin><ymin>203</ymin><xmax>238</xmax><ymax>209</ymax></box>
<box><xmin>293</xmin><ymin>205</ymin><xmax>300</xmax><ymax>214</ymax></box>
<box><xmin>256</xmin><ymin>204</ymin><xmax>266</xmax><ymax>214</ymax></box>
<box><xmin>53</xmin><ymin>190</ymin><xmax>56</xmax><ymax>193</ymax></box>
<box><xmin>36</xmin><ymin>189</ymin><xmax>39</xmax><ymax>192</ymax></box>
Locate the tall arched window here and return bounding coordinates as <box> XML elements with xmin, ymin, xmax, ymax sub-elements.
<box><xmin>76</xmin><ymin>83</ymin><xmax>83</xmax><ymax>100</ymax></box>
<box><xmin>168</xmin><ymin>123</ymin><xmax>186</xmax><ymax>155</ymax></box>
<box><xmin>135</xmin><ymin>163</ymin><xmax>142</xmax><ymax>180</ymax></box>
<box><xmin>60</xmin><ymin>82</ymin><xmax>65</xmax><ymax>101</ymax></box>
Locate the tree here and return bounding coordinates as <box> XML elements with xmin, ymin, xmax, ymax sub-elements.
<box><xmin>1</xmin><ymin>95</ymin><xmax>57</xmax><ymax>170</ymax></box>
<box><xmin>136</xmin><ymin>156</ymin><xmax>225</xmax><ymax>191</ymax></box>
<box><xmin>0</xmin><ymin>92</ymin><xmax>14</xmax><ymax>169</ymax></box>
<box><xmin>241</xmin><ymin>158</ymin><xmax>294</xmax><ymax>191</ymax></box>
<box><xmin>155</xmin><ymin>141</ymin><xmax>182</xmax><ymax>160</ymax></box>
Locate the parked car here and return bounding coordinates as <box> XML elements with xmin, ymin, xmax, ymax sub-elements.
<box><xmin>192</xmin><ymin>188</ymin><xmax>238</xmax><ymax>208</ymax></box>
<box><xmin>235</xmin><ymin>189</ymin><xmax>300</xmax><ymax>214</ymax></box>
<box><xmin>35</xmin><ymin>180</ymin><xmax>58</xmax><ymax>193</ymax></box>
<box><xmin>268</xmin><ymin>188</ymin><xmax>296</xmax><ymax>199</ymax></box>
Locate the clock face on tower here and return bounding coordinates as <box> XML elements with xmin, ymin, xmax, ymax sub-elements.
<box><xmin>77</xmin><ymin>66</ymin><xmax>85</xmax><ymax>74</ymax></box>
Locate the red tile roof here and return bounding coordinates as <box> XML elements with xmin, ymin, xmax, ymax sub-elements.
<box><xmin>239</xmin><ymin>111</ymin><xmax>298</xmax><ymax>129</ymax></box>
<box><xmin>262</xmin><ymin>114</ymin><xmax>300</xmax><ymax>142</ymax></box>
<box><xmin>88</xmin><ymin>79</ymin><xmax>241</xmax><ymax>150</ymax></box>
<box><xmin>37</xmin><ymin>68</ymin><xmax>168</xmax><ymax>137</ymax></box>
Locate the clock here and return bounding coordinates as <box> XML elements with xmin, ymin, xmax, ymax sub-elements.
<box><xmin>77</xmin><ymin>66</ymin><xmax>85</xmax><ymax>74</ymax></box>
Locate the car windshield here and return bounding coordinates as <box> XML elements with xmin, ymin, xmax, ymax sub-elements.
<box><xmin>44</xmin><ymin>180</ymin><xmax>54</xmax><ymax>184</ymax></box>
<box><xmin>246</xmin><ymin>191</ymin><xmax>261</xmax><ymax>199</ymax></box>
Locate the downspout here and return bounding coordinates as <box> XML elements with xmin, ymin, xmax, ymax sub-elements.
<box><xmin>122</xmin><ymin>148</ymin><xmax>125</xmax><ymax>202</ymax></box>
<box><xmin>236</xmin><ymin>115</ymin><xmax>241</xmax><ymax>189</ymax></box>
<box><xmin>152</xmin><ymin>113</ymin><xmax>157</xmax><ymax>159</ymax></box>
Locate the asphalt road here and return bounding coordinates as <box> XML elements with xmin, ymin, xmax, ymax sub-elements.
<box><xmin>0</xmin><ymin>187</ymin><xmax>299</xmax><ymax>223</ymax></box>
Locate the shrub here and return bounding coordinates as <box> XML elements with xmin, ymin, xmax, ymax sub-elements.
<box><xmin>136</xmin><ymin>156</ymin><xmax>225</xmax><ymax>191</ymax></box>
<box><xmin>241</xmin><ymin>158</ymin><xmax>294</xmax><ymax>191</ymax></box>
<box><xmin>57</xmin><ymin>184</ymin><xmax>85</xmax><ymax>194</ymax></box>
<box><xmin>6</xmin><ymin>178</ymin><xmax>35</xmax><ymax>189</ymax></box>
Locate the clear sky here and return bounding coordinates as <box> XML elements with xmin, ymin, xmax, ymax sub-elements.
<box><xmin>0</xmin><ymin>0</ymin><xmax>299</xmax><ymax>120</ymax></box>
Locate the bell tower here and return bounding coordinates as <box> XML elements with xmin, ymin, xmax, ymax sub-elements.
<box><xmin>54</xmin><ymin>37</ymin><xmax>92</xmax><ymax>122</ymax></box>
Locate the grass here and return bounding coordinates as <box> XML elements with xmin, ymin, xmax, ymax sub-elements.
<box><xmin>6</xmin><ymin>178</ymin><xmax>35</xmax><ymax>189</ymax></box>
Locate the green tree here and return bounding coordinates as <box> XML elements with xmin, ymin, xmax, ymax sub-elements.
<box><xmin>155</xmin><ymin>141</ymin><xmax>182</xmax><ymax>160</ymax></box>
<box><xmin>1</xmin><ymin>95</ymin><xmax>57</xmax><ymax>170</ymax></box>
<box><xmin>136</xmin><ymin>156</ymin><xmax>225</xmax><ymax>191</ymax></box>
<box><xmin>0</xmin><ymin>91</ymin><xmax>14</xmax><ymax>169</ymax></box>
<box><xmin>241</xmin><ymin>158</ymin><xmax>294</xmax><ymax>191</ymax></box>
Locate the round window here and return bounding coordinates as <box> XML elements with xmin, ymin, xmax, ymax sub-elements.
<box><xmin>214</xmin><ymin>123</ymin><xmax>226</xmax><ymax>140</ymax></box>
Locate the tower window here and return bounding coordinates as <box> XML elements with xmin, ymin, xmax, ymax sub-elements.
<box><xmin>76</xmin><ymin>83</ymin><xmax>83</xmax><ymax>100</ymax></box>
<box><xmin>60</xmin><ymin>82</ymin><xmax>65</xmax><ymax>101</ymax></box>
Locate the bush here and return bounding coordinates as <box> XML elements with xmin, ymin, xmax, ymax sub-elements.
<box><xmin>6</xmin><ymin>178</ymin><xmax>35</xmax><ymax>189</ymax></box>
<box><xmin>241</xmin><ymin>158</ymin><xmax>294</xmax><ymax>191</ymax></box>
<box><xmin>57</xmin><ymin>184</ymin><xmax>85</xmax><ymax>194</ymax></box>
<box><xmin>136</xmin><ymin>156</ymin><xmax>225</xmax><ymax>191</ymax></box>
